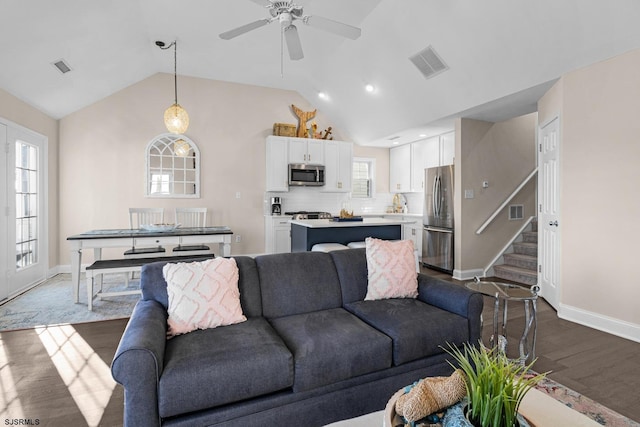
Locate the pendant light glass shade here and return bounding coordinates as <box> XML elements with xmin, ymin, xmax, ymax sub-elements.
<box><xmin>174</xmin><ymin>138</ymin><xmax>190</xmax><ymax>157</ymax></box>
<box><xmin>164</xmin><ymin>103</ymin><xmax>189</xmax><ymax>134</ymax></box>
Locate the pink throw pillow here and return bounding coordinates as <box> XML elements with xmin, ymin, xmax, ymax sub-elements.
<box><xmin>365</xmin><ymin>238</ymin><xmax>418</xmax><ymax>300</ymax></box>
<box><xmin>163</xmin><ymin>257</ymin><xmax>246</xmax><ymax>338</ymax></box>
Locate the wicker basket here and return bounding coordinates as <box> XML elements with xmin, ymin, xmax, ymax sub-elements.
<box><xmin>273</xmin><ymin>123</ymin><xmax>297</xmax><ymax>137</ymax></box>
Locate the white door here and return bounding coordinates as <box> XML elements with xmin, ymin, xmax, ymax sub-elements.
<box><xmin>538</xmin><ymin>117</ymin><xmax>561</xmax><ymax>310</ymax></box>
<box><xmin>2</xmin><ymin>123</ymin><xmax>48</xmax><ymax>301</ymax></box>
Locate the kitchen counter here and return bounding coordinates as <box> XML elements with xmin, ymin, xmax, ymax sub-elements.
<box><xmin>290</xmin><ymin>218</ymin><xmax>406</xmax><ymax>252</ymax></box>
<box><xmin>290</xmin><ymin>217</ymin><xmax>412</xmax><ymax>228</ymax></box>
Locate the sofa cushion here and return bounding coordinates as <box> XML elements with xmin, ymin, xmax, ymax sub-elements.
<box><xmin>269</xmin><ymin>308</ymin><xmax>392</xmax><ymax>393</ymax></box>
<box><xmin>330</xmin><ymin>248</ymin><xmax>369</xmax><ymax>304</ymax></box>
<box><xmin>158</xmin><ymin>317</ymin><xmax>293</xmax><ymax>418</ymax></box>
<box><xmin>345</xmin><ymin>299</ymin><xmax>469</xmax><ymax>365</ymax></box>
<box><xmin>163</xmin><ymin>258</ymin><xmax>247</xmax><ymax>338</ymax></box>
<box><xmin>141</xmin><ymin>255</ymin><xmax>263</xmax><ymax>318</ymax></box>
<box><xmin>365</xmin><ymin>238</ymin><xmax>418</xmax><ymax>300</ymax></box>
<box><xmin>256</xmin><ymin>252</ymin><xmax>343</xmax><ymax>318</ymax></box>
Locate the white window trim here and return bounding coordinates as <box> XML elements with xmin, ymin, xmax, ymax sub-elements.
<box><xmin>353</xmin><ymin>157</ymin><xmax>376</xmax><ymax>199</ymax></box>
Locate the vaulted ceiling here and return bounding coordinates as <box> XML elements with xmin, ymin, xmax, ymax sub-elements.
<box><xmin>2</xmin><ymin>0</ymin><xmax>640</xmax><ymax>146</ymax></box>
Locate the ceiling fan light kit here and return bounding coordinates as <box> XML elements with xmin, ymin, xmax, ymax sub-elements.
<box><xmin>219</xmin><ymin>0</ymin><xmax>361</xmax><ymax>61</ymax></box>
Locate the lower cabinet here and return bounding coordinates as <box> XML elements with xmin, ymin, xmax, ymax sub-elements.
<box><xmin>265</xmin><ymin>216</ymin><xmax>292</xmax><ymax>253</ymax></box>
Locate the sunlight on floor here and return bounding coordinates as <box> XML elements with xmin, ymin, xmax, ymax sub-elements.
<box><xmin>0</xmin><ymin>336</ymin><xmax>24</xmax><ymax>418</ymax></box>
<box><xmin>36</xmin><ymin>324</ymin><xmax>116</xmax><ymax>427</ymax></box>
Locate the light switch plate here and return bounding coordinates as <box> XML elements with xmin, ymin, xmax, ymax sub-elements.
<box><xmin>464</xmin><ymin>189</ymin><xmax>474</xmax><ymax>199</ymax></box>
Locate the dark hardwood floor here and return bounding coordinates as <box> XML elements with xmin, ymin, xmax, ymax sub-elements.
<box><xmin>1</xmin><ymin>271</ymin><xmax>639</xmax><ymax>425</ymax></box>
<box><xmin>422</xmin><ymin>267</ymin><xmax>640</xmax><ymax>423</ymax></box>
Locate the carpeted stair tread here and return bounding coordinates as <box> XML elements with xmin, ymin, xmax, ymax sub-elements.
<box><xmin>513</xmin><ymin>241</ymin><xmax>538</xmax><ymax>256</ymax></box>
<box><xmin>503</xmin><ymin>253</ymin><xmax>537</xmax><ymax>270</ymax></box>
<box><xmin>522</xmin><ymin>231</ymin><xmax>538</xmax><ymax>243</ymax></box>
<box><xmin>494</xmin><ymin>264</ymin><xmax>538</xmax><ymax>286</ymax></box>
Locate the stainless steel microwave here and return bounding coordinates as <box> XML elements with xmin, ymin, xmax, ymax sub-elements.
<box><xmin>288</xmin><ymin>163</ymin><xmax>325</xmax><ymax>186</ymax></box>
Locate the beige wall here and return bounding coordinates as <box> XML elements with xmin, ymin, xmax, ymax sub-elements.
<box><xmin>0</xmin><ymin>89</ymin><xmax>59</xmax><ymax>269</ymax></box>
<box><xmin>538</xmin><ymin>49</ymin><xmax>640</xmax><ymax>332</ymax></box>
<box><xmin>455</xmin><ymin>114</ymin><xmax>537</xmax><ymax>276</ymax></box>
<box><xmin>58</xmin><ymin>73</ymin><xmax>341</xmax><ymax>264</ymax></box>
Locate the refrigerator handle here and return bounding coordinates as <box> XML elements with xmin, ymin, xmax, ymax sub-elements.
<box><xmin>432</xmin><ymin>175</ymin><xmax>438</xmax><ymax>217</ymax></box>
<box><xmin>435</xmin><ymin>176</ymin><xmax>442</xmax><ymax>217</ymax></box>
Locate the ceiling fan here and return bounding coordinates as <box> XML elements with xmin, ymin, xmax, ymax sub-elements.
<box><xmin>219</xmin><ymin>0</ymin><xmax>362</xmax><ymax>61</ymax></box>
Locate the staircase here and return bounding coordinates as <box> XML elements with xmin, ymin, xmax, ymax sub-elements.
<box><xmin>492</xmin><ymin>219</ymin><xmax>538</xmax><ymax>287</ymax></box>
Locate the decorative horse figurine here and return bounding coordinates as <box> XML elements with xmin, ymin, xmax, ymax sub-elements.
<box><xmin>291</xmin><ymin>104</ymin><xmax>317</xmax><ymax>138</ymax></box>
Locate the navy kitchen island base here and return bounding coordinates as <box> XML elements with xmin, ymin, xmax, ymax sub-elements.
<box><xmin>291</xmin><ymin>223</ymin><xmax>401</xmax><ymax>252</ymax></box>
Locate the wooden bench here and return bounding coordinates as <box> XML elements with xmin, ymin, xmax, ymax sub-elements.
<box><xmin>85</xmin><ymin>254</ymin><xmax>214</xmax><ymax>310</ymax></box>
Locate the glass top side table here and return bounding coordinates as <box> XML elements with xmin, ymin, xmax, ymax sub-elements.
<box><xmin>465</xmin><ymin>278</ymin><xmax>539</xmax><ymax>365</ymax></box>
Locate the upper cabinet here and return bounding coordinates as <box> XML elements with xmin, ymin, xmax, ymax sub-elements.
<box><xmin>390</xmin><ymin>131</ymin><xmax>455</xmax><ymax>193</ymax></box>
<box><xmin>266</xmin><ymin>136</ymin><xmax>352</xmax><ymax>192</ymax></box>
<box><xmin>266</xmin><ymin>136</ymin><xmax>289</xmax><ymax>192</ymax></box>
<box><xmin>323</xmin><ymin>140</ymin><xmax>353</xmax><ymax>192</ymax></box>
<box><xmin>289</xmin><ymin>137</ymin><xmax>324</xmax><ymax>164</ymax></box>
<box><xmin>389</xmin><ymin>144</ymin><xmax>411</xmax><ymax>192</ymax></box>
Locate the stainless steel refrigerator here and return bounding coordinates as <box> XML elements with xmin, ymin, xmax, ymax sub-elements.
<box><xmin>422</xmin><ymin>165</ymin><xmax>454</xmax><ymax>273</ymax></box>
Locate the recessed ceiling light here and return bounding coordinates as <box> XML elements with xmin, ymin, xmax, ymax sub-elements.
<box><xmin>419</xmin><ymin>134</ymin><xmax>427</xmax><ymax>138</ymax></box>
<box><xmin>318</xmin><ymin>92</ymin><xmax>328</xmax><ymax>100</ymax></box>
<box><xmin>392</xmin><ymin>141</ymin><xmax>399</xmax><ymax>145</ymax></box>
<box><xmin>365</xmin><ymin>84</ymin><xmax>375</xmax><ymax>93</ymax></box>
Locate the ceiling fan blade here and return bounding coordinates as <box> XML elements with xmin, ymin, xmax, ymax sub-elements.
<box><xmin>219</xmin><ymin>19</ymin><xmax>271</xmax><ymax>40</ymax></box>
<box><xmin>304</xmin><ymin>15</ymin><xmax>361</xmax><ymax>40</ymax></box>
<box><xmin>249</xmin><ymin>0</ymin><xmax>273</xmax><ymax>6</ymax></box>
<box><xmin>284</xmin><ymin>25</ymin><xmax>304</xmax><ymax>60</ymax></box>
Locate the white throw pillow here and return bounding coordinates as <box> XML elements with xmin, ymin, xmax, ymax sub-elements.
<box><xmin>163</xmin><ymin>257</ymin><xmax>246</xmax><ymax>338</ymax></box>
<box><xmin>365</xmin><ymin>238</ymin><xmax>419</xmax><ymax>301</ymax></box>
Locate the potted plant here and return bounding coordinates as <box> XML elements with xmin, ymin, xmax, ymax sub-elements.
<box><xmin>445</xmin><ymin>342</ymin><xmax>547</xmax><ymax>427</ymax></box>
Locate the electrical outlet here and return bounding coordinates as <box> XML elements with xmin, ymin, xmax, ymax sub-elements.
<box><xmin>235</xmin><ymin>192</ymin><xmax>241</xmax><ymax>199</ymax></box>
<box><xmin>235</xmin><ymin>235</ymin><xmax>241</xmax><ymax>243</ymax></box>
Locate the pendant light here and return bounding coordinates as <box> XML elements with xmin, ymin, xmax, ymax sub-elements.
<box><xmin>156</xmin><ymin>40</ymin><xmax>189</xmax><ymax>134</ymax></box>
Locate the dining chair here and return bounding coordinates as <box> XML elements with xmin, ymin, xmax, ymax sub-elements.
<box><xmin>172</xmin><ymin>207</ymin><xmax>212</xmax><ymax>255</ymax></box>
<box><xmin>124</xmin><ymin>208</ymin><xmax>167</xmax><ymax>258</ymax></box>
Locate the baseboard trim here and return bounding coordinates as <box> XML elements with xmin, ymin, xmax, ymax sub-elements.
<box><xmin>558</xmin><ymin>303</ymin><xmax>640</xmax><ymax>344</ymax></box>
<box><xmin>452</xmin><ymin>268</ymin><xmax>484</xmax><ymax>281</ymax></box>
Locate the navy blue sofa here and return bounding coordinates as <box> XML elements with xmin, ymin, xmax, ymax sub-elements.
<box><xmin>111</xmin><ymin>248</ymin><xmax>483</xmax><ymax>427</ymax></box>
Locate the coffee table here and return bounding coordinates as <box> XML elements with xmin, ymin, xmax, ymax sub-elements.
<box><xmin>465</xmin><ymin>279</ymin><xmax>538</xmax><ymax>364</ymax></box>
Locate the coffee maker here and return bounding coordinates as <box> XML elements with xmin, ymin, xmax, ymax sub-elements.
<box><xmin>270</xmin><ymin>197</ymin><xmax>282</xmax><ymax>215</ymax></box>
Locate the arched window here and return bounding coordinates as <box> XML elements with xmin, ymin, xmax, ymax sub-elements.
<box><xmin>145</xmin><ymin>133</ymin><xmax>200</xmax><ymax>198</ymax></box>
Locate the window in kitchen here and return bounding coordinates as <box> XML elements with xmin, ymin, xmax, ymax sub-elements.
<box><xmin>352</xmin><ymin>157</ymin><xmax>375</xmax><ymax>198</ymax></box>
<box><xmin>146</xmin><ymin>133</ymin><xmax>200</xmax><ymax>198</ymax></box>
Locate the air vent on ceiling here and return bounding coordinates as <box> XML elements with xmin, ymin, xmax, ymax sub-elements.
<box><xmin>387</xmin><ymin>136</ymin><xmax>401</xmax><ymax>141</ymax></box>
<box><xmin>52</xmin><ymin>59</ymin><xmax>72</xmax><ymax>74</ymax></box>
<box><xmin>409</xmin><ymin>45</ymin><xmax>448</xmax><ymax>80</ymax></box>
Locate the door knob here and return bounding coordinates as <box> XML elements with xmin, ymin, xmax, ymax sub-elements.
<box><xmin>548</xmin><ymin>221</ymin><xmax>558</xmax><ymax>227</ymax></box>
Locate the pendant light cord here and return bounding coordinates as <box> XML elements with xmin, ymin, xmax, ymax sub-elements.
<box><xmin>173</xmin><ymin>40</ymin><xmax>178</xmax><ymax>105</ymax></box>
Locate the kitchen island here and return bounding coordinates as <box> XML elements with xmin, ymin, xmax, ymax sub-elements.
<box><xmin>290</xmin><ymin>217</ymin><xmax>409</xmax><ymax>252</ymax></box>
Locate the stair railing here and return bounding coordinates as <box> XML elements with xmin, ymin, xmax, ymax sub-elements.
<box><xmin>483</xmin><ymin>216</ymin><xmax>536</xmax><ymax>277</ymax></box>
<box><xmin>475</xmin><ymin>167</ymin><xmax>538</xmax><ymax>235</ymax></box>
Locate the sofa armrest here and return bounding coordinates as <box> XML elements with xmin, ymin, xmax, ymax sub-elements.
<box><xmin>111</xmin><ymin>300</ymin><xmax>167</xmax><ymax>427</ymax></box>
<box><xmin>417</xmin><ymin>274</ymin><xmax>484</xmax><ymax>343</ymax></box>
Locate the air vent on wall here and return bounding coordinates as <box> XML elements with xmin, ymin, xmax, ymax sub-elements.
<box><xmin>409</xmin><ymin>45</ymin><xmax>448</xmax><ymax>80</ymax></box>
<box><xmin>509</xmin><ymin>204</ymin><xmax>524</xmax><ymax>220</ymax></box>
<box><xmin>52</xmin><ymin>59</ymin><xmax>72</xmax><ymax>74</ymax></box>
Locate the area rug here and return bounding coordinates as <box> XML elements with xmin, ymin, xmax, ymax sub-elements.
<box><xmin>534</xmin><ymin>376</ymin><xmax>639</xmax><ymax>427</ymax></box>
<box><xmin>0</xmin><ymin>273</ymin><xmax>138</xmax><ymax>331</ymax></box>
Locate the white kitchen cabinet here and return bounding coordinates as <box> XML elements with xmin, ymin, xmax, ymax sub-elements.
<box><xmin>410</xmin><ymin>140</ymin><xmax>429</xmax><ymax>192</ymax></box>
<box><xmin>389</xmin><ymin>144</ymin><xmax>411</xmax><ymax>192</ymax></box>
<box><xmin>424</xmin><ymin>132</ymin><xmax>455</xmax><ymax>168</ymax></box>
<box><xmin>323</xmin><ymin>140</ymin><xmax>353</xmax><ymax>192</ymax></box>
<box><xmin>440</xmin><ymin>131</ymin><xmax>455</xmax><ymax>166</ymax></box>
<box><xmin>266</xmin><ymin>136</ymin><xmax>289</xmax><ymax>192</ymax></box>
<box><xmin>265</xmin><ymin>216</ymin><xmax>292</xmax><ymax>253</ymax></box>
<box><xmin>289</xmin><ymin>137</ymin><xmax>324</xmax><ymax>164</ymax></box>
